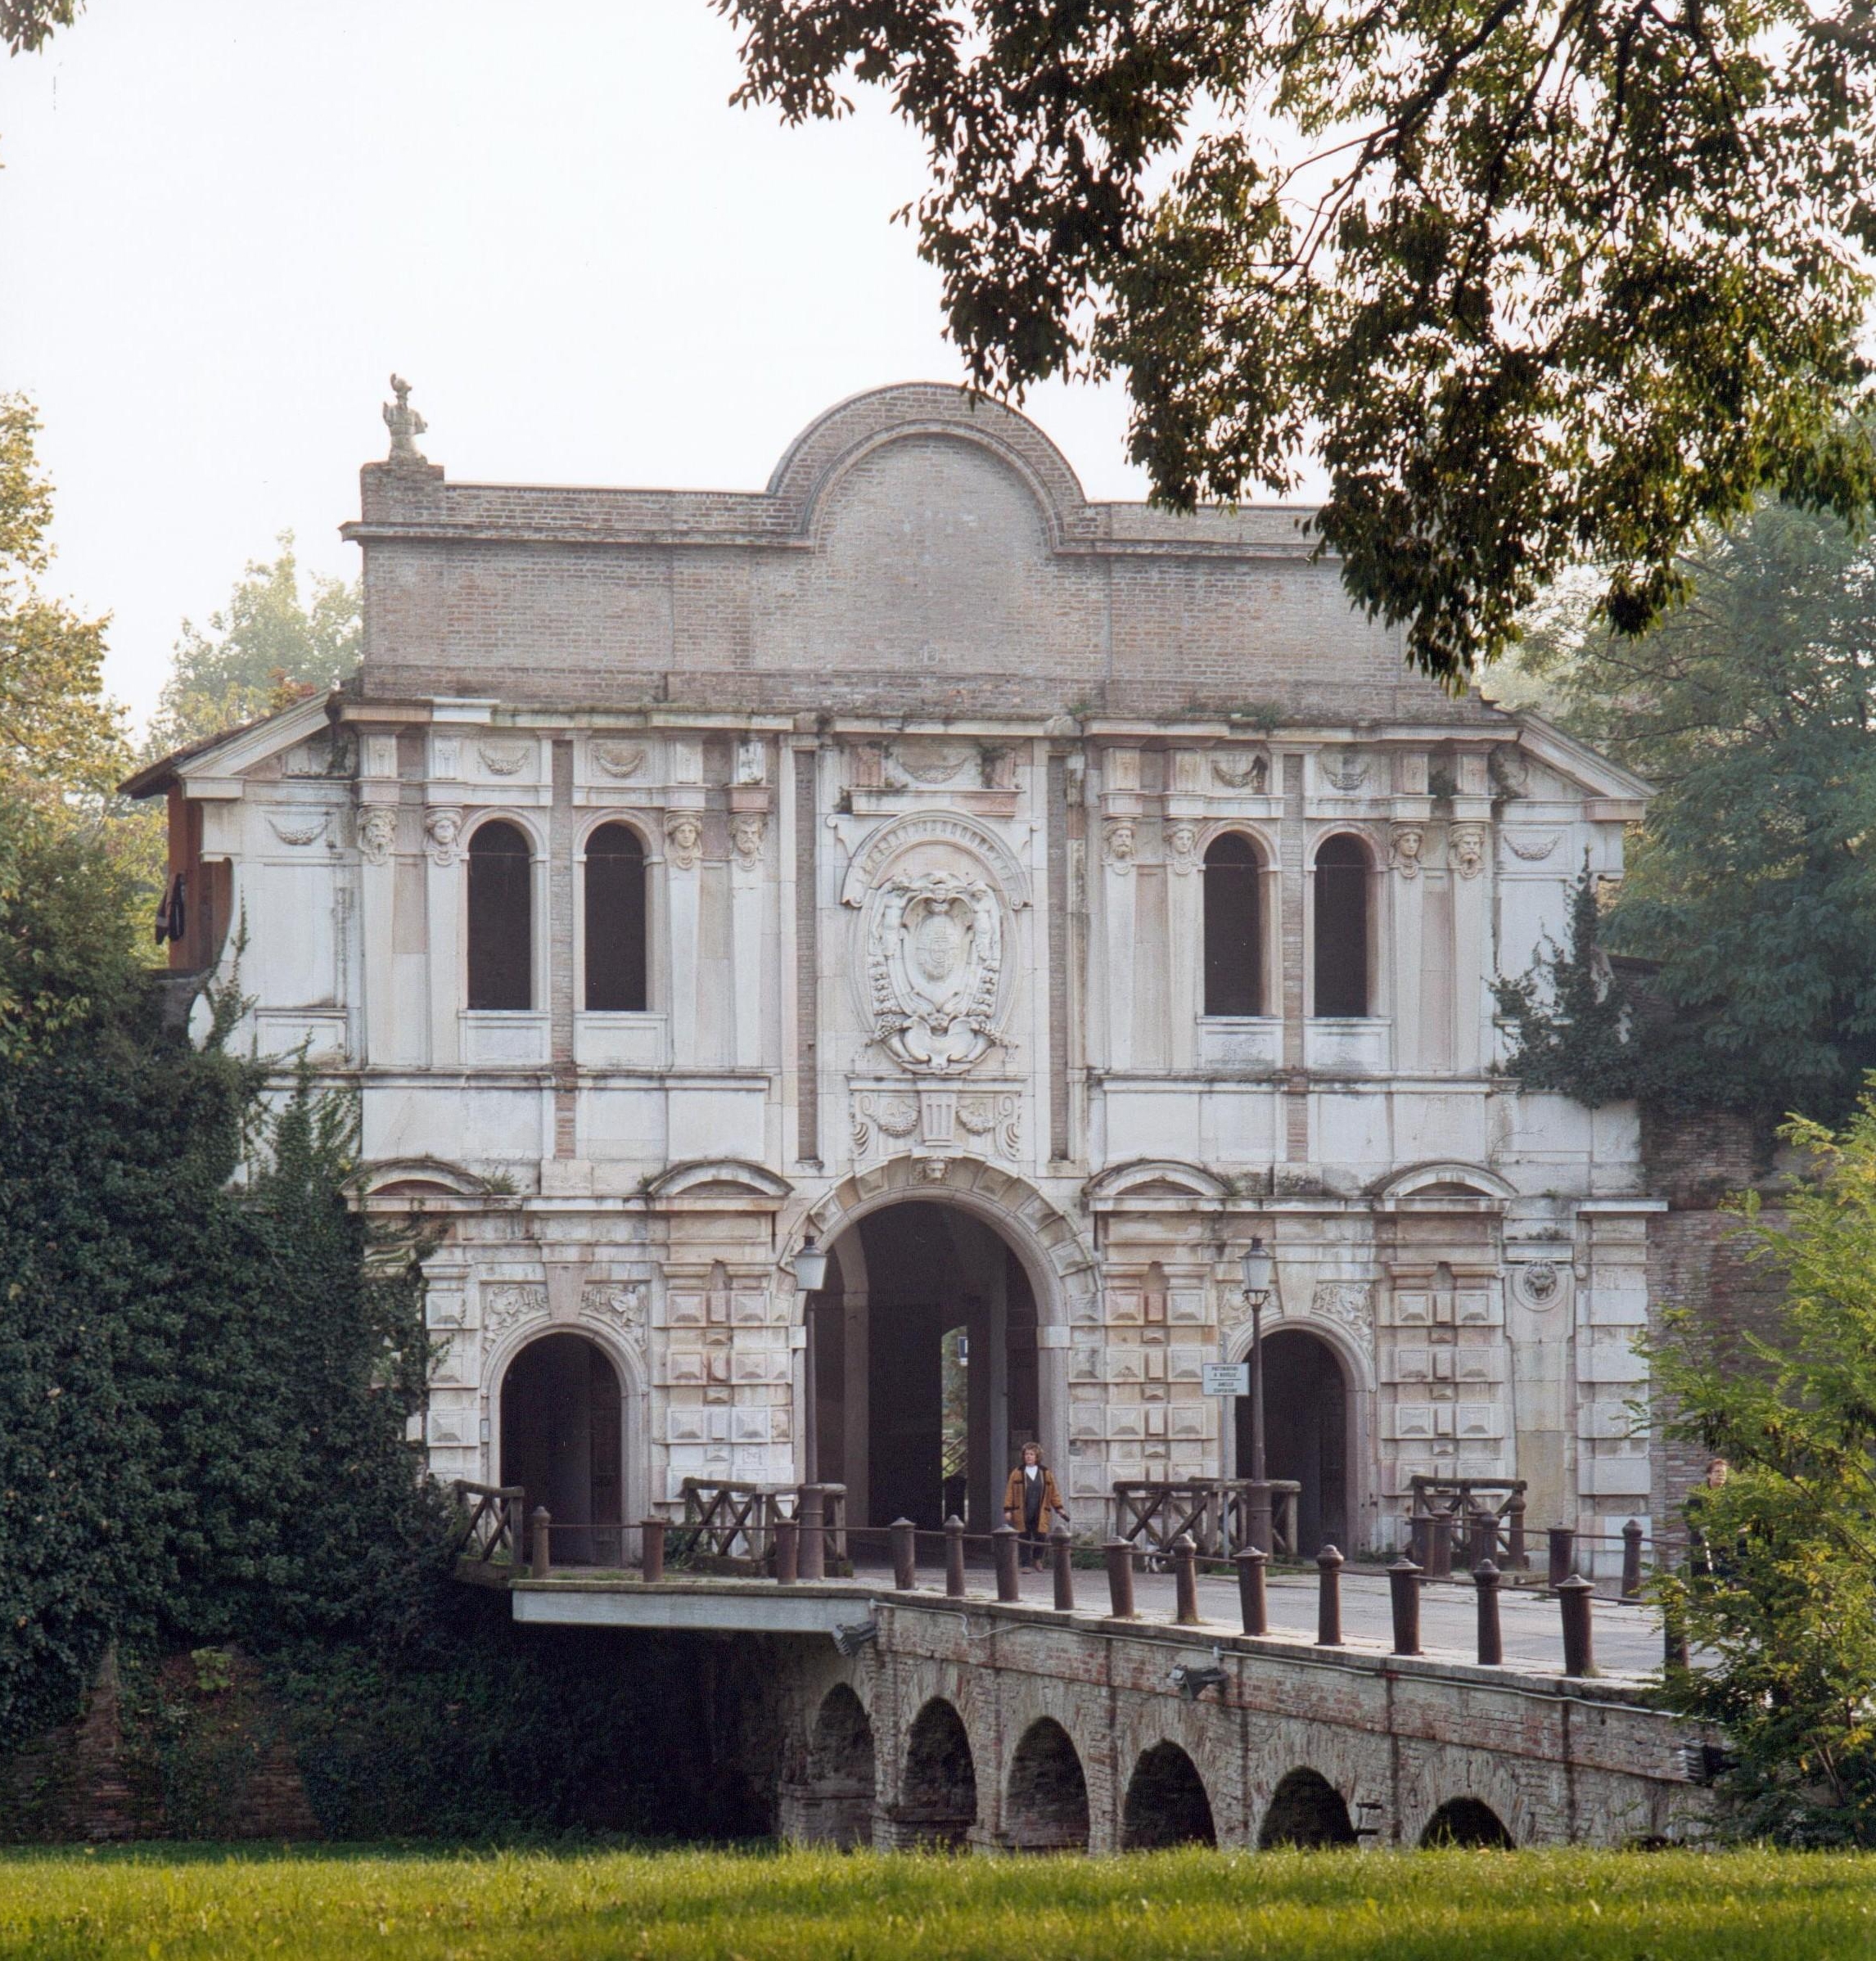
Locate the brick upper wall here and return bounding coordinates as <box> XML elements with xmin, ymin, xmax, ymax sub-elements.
<box><xmin>345</xmin><ymin>385</ymin><xmax>1497</xmax><ymax>724</ymax></box>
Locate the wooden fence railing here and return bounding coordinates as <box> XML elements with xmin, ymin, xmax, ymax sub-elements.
<box><xmin>451</xmin><ymin>1480</ymin><xmax>525</xmax><ymax>1566</ymax></box>
<box><xmin>1110</xmin><ymin>1480</ymin><xmax>1301</xmax><ymax>1559</ymax></box>
<box><xmin>672</xmin><ymin>1479</ymin><xmax>850</xmax><ymax>1572</ymax></box>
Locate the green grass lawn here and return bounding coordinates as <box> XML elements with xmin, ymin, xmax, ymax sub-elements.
<box><xmin>1</xmin><ymin>1845</ymin><xmax>1871</xmax><ymax>1960</ymax></box>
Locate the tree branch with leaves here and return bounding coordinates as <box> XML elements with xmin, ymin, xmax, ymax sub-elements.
<box><xmin>719</xmin><ymin>0</ymin><xmax>1876</xmax><ymax>684</ymax></box>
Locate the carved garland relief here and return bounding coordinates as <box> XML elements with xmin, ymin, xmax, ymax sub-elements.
<box><xmin>481</xmin><ymin>1282</ymin><xmax>547</xmax><ymax>1351</ymax></box>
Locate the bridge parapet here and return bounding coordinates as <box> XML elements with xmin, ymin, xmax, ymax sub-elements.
<box><xmin>500</xmin><ymin>1571</ymin><xmax>1718</xmax><ymax>1850</ymax></box>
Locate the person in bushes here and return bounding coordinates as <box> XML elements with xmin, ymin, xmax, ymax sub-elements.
<box><xmin>1003</xmin><ymin>1441</ymin><xmax>1068</xmax><ymax>1574</ymax></box>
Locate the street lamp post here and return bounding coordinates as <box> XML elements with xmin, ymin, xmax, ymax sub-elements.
<box><xmin>793</xmin><ymin>1233</ymin><xmax>830</xmax><ymax>1487</ymax></box>
<box><xmin>1240</xmin><ymin>1236</ymin><xmax>1275</xmax><ymax>1555</ymax></box>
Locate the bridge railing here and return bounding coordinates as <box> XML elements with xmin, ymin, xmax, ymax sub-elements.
<box><xmin>814</xmin><ymin>1517</ymin><xmax>1684</xmax><ymax>1684</ymax></box>
<box><xmin>450</xmin><ymin>1480</ymin><xmax>525</xmax><ymax>1567</ymax></box>
<box><xmin>1405</xmin><ymin>1476</ymin><xmax>1529</xmax><ymax>1576</ymax></box>
<box><xmin>1107</xmin><ymin>1480</ymin><xmax>1302</xmax><ymax>1560</ymax></box>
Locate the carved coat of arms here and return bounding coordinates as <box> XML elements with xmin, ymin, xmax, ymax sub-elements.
<box><xmin>866</xmin><ymin>871</ymin><xmax>1003</xmax><ymax>1074</ymax></box>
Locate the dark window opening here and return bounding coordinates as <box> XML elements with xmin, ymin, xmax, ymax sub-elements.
<box><xmin>1203</xmin><ymin>832</ymin><xmax>1263</xmax><ymax>1016</ymax></box>
<box><xmin>467</xmin><ymin>819</ymin><xmax>532</xmax><ymax>1011</ymax></box>
<box><xmin>584</xmin><ymin>822</ymin><xmax>647</xmax><ymax>1012</ymax></box>
<box><xmin>1313</xmin><ymin>834</ymin><xmax>1369</xmax><ymax>1017</ymax></box>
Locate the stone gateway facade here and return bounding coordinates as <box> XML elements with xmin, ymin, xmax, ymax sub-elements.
<box><xmin>130</xmin><ymin>383</ymin><xmax>1662</xmax><ymax>1562</ymax></box>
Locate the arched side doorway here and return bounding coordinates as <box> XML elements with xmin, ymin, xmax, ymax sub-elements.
<box><xmin>899</xmin><ymin>1697</ymin><xmax>978</xmax><ymax>1847</ymax></box>
<box><xmin>788</xmin><ymin>1685</ymin><xmax>877</xmax><ymax>1849</ymax></box>
<box><xmin>1121</xmin><ymin>1741</ymin><xmax>1217</xmax><ymax>1849</ymax></box>
<box><xmin>1236</xmin><ymin>1328</ymin><xmax>1349</xmax><ymax>1553</ymax></box>
<box><xmin>499</xmin><ymin>1332</ymin><xmax>623</xmax><ymax>1565</ymax></box>
<box><xmin>1258</xmin><ymin>1768</ymin><xmax>1358</xmax><ymax>1849</ymax></box>
<box><xmin>811</xmin><ymin>1200</ymin><xmax>1039</xmax><ymax>1530</ymax></box>
<box><xmin>1421</xmin><ymin>1797</ymin><xmax>1515</xmax><ymax>1848</ymax></box>
<box><xmin>1004</xmin><ymin>1718</ymin><xmax>1089</xmax><ymax>1853</ymax></box>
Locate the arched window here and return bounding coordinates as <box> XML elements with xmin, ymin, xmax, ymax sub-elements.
<box><xmin>1313</xmin><ymin>834</ymin><xmax>1370</xmax><ymax>1017</ymax></box>
<box><xmin>467</xmin><ymin>819</ymin><xmax>532</xmax><ymax>1011</ymax></box>
<box><xmin>1203</xmin><ymin>832</ymin><xmax>1263</xmax><ymax>1016</ymax></box>
<box><xmin>584</xmin><ymin>822</ymin><xmax>647</xmax><ymax>1012</ymax></box>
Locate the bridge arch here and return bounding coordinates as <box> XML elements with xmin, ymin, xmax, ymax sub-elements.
<box><xmin>1121</xmin><ymin>1741</ymin><xmax>1216</xmax><ymax>1850</ymax></box>
<box><xmin>790</xmin><ymin>1683</ymin><xmax>877</xmax><ymax>1849</ymax></box>
<box><xmin>1004</xmin><ymin>1717</ymin><xmax>1090</xmax><ymax>1852</ymax></box>
<box><xmin>897</xmin><ymin>1697</ymin><xmax>978</xmax><ymax>1847</ymax></box>
<box><xmin>1258</xmin><ymin>1768</ymin><xmax>1358</xmax><ymax>1849</ymax></box>
<box><xmin>1420</xmin><ymin>1796</ymin><xmax>1515</xmax><ymax>1849</ymax></box>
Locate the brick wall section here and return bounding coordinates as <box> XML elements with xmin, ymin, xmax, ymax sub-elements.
<box><xmin>747</xmin><ymin>1594</ymin><xmax>1716</xmax><ymax>1851</ymax></box>
<box><xmin>346</xmin><ymin>387</ymin><xmax>1504</xmax><ymax>728</ymax></box>
<box><xmin>1644</xmin><ymin>1111</ymin><xmax>1792</xmax><ymax>1530</ymax></box>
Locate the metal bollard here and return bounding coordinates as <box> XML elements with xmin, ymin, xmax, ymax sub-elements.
<box><xmin>641</xmin><ymin>1517</ymin><xmax>665</xmax><ymax>1583</ymax></box>
<box><xmin>993</xmin><ymin>1521</ymin><xmax>1021</xmax><ymax>1602</ymax></box>
<box><xmin>1507</xmin><ymin>1491</ymin><xmax>1528</xmax><ymax>1571</ymax></box>
<box><xmin>1316</xmin><ymin>1544</ymin><xmax>1345</xmax><ymax>1647</ymax></box>
<box><xmin>1474</xmin><ymin>1559</ymin><xmax>1503</xmax><ymax>1666</ymax></box>
<box><xmin>1662</xmin><ymin>1594</ymin><xmax>1690</xmax><ymax>1673</ymax></box>
<box><xmin>1172</xmin><ymin>1533</ymin><xmax>1202</xmax><ymax>1626</ymax></box>
<box><xmin>944</xmin><ymin>1514</ymin><xmax>967</xmax><ymax>1598</ymax></box>
<box><xmin>530</xmin><ymin>1507</ymin><xmax>552</xmax><ymax>1580</ymax></box>
<box><xmin>1468</xmin><ymin>1512</ymin><xmax>1496</xmax><ymax>1572</ymax></box>
<box><xmin>799</xmin><ymin>1485</ymin><xmax>827</xmax><ymax>1581</ymax></box>
<box><xmin>891</xmin><ymin>1517</ymin><xmax>918</xmax><ymax>1592</ymax></box>
<box><xmin>1425</xmin><ymin>1512</ymin><xmax>1453</xmax><ymax>1580</ymax></box>
<box><xmin>1388</xmin><ymin>1556</ymin><xmax>1423</xmax><ymax>1656</ymax></box>
<box><xmin>1106</xmin><ymin>1538</ymin><xmax>1137</xmax><ymax>1619</ymax></box>
<box><xmin>1236</xmin><ymin>1547</ymin><xmax>1269</xmax><ymax>1636</ymax></box>
<box><xmin>773</xmin><ymin>1516</ymin><xmax>798</xmax><ymax>1585</ymax></box>
<box><xmin>1558</xmin><ymin>1572</ymin><xmax>1595</xmax><ymax>1677</ymax></box>
<box><xmin>1621</xmin><ymin>1518</ymin><xmax>1644</xmax><ymax>1601</ymax></box>
<box><xmin>1242</xmin><ymin>1480</ymin><xmax>1274</xmax><ymax>1558</ymax></box>
<box><xmin>1408</xmin><ymin>1515</ymin><xmax>1429</xmax><ymax>1570</ymax></box>
<box><xmin>1051</xmin><ymin>1526</ymin><xmax>1076</xmax><ymax>1612</ymax></box>
<box><xmin>1547</xmin><ymin>1525</ymin><xmax>1574</xmax><ymax>1591</ymax></box>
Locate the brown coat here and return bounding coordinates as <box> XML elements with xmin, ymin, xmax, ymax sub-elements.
<box><xmin>1003</xmin><ymin>1463</ymin><xmax>1067</xmax><ymax>1534</ymax></box>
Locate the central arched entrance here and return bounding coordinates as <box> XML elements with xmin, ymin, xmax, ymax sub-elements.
<box><xmin>810</xmin><ymin>1200</ymin><xmax>1039</xmax><ymax>1530</ymax></box>
<box><xmin>1236</xmin><ymin>1328</ymin><xmax>1349</xmax><ymax>1553</ymax></box>
<box><xmin>499</xmin><ymin>1332</ymin><xmax>624</xmax><ymax>1565</ymax></box>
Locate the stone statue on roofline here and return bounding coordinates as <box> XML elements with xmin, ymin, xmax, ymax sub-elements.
<box><xmin>383</xmin><ymin>374</ymin><xmax>428</xmax><ymax>465</ymax></box>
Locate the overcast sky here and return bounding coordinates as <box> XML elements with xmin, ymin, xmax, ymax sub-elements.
<box><xmin>0</xmin><ymin>0</ymin><xmax>1177</xmax><ymax>727</ymax></box>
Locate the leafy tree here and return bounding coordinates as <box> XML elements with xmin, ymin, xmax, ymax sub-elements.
<box><xmin>0</xmin><ymin>394</ymin><xmax>124</xmax><ymax>802</ymax></box>
<box><xmin>0</xmin><ymin>800</ymin><xmax>440</xmax><ymax>1750</ymax></box>
<box><xmin>719</xmin><ymin>0</ymin><xmax>1876</xmax><ymax>683</ymax></box>
<box><xmin>1652</xmin><ymin>1099</ymin><xmax>1876</xmax><ymax>1845</ymax></box>
<box><xmin>145</xmin><ymin>534</ymin><xmax>359</xmax><ymax>761</ymax></box>
<box><xmin>1504</xmin><ymin>501</ymin><xmax>1876</xmax><ymax>1121</ymax></box>
<box><xmin>2</xmin><ymin>1</ymin><xmax>78</xmax><ymax>54</ymax></box>
<box><xmin>1493</xmin><ymin>866</ymin><xmax>1639</xmax><ymax>1110</ymax></box>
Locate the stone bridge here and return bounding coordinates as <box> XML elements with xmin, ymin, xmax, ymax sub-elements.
<box><xmin>494</xmin><ymin>1572</ymin><xmax>1715</xmax><ymax>1851</ymax></box>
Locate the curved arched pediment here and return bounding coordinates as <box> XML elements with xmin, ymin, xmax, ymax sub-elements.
<box><xmin>648</xmin><ymin>1159</ymin><xmax>793</xmax><ymax>1205</ymax></box>
<box><xmin>839</xmin><ymin>809</ymin><xmax>1032</xmax><ymax>910</ymax></box>
<box><xmin>361</xmin><ymin>1156</ymin><xmax>497</xmax><ymax>1200</ymax></box>
<box><xmin>766</xmin><ymin>383</ymin><xmax>1094</xmax><ymax>550</ymax></box>
<box><xmin>1375</xmin><ymin>1161</ymin><xmax>1517</xmax><ymax>1206</ymax></box>
<box><xmin>1084</xmin><ymin>1160</ymin><xmax>1232</xmax><ymax>1210</ymax></box>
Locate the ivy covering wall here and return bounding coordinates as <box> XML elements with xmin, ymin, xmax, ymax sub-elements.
<box><xmin>1</xmin><ymin>806</ymin><xmax>723</xmax><ymax>1838</ymax></box>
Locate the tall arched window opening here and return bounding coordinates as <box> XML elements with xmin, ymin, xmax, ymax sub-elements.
<box><xmin>467</xmin><ymin>819</ymin><xmax>532</xmax><ymax>1011</ymax></box>
<box><xmin>1313</xmin><ymin>835</ymin><xmax>1370</xmax><ymax>1017</ymax></box>
<box><xmin>584</xmin><ymin>823</ymin><xmax>647</xmax><ymax>1012</ymax></box>
<box><xmin>1203</xmin><ymin>832</ymin><xmax>1263</xmax><ymax>1016</ymax></box>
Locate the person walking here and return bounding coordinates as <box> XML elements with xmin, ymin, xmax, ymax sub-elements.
<box><xmin>1003</xmin><ymin>1441</ymin><xmax>1067</xmax><ymax>1573</ymax></box>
